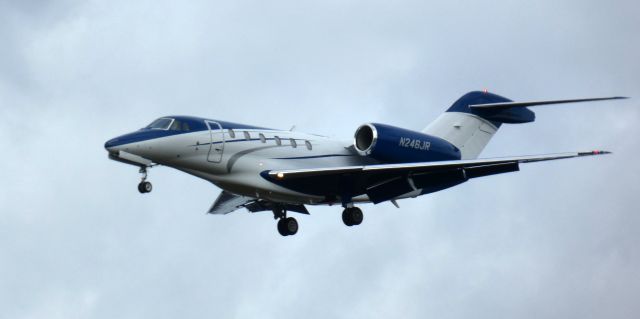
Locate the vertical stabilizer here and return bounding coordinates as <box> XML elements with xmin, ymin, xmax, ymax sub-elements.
<box><xmin>423</xmin><ymin>91</ymin><xmax>533</xmax><ymax>159</ymax></box>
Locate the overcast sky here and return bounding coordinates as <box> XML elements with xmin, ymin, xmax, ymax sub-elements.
<box><xmin>1</xmin><ymin>0</ymin><xmax>639</xmax><ymax>318</ymax></box>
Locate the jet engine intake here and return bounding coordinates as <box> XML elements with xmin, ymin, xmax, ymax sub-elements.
<box><xmin>353</xmin><ymin>123</ymin><xmax>461</xmax><ymax>163</ymax></box>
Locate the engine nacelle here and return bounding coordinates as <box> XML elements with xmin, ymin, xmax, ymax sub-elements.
<box><xmin>353</xmin><ymin>123</ymin><xmax>461</xmax><ymax>163</ymax></box>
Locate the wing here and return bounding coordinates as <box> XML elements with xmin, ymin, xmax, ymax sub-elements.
<box><xmin>265</xmin><ymin>150</ymin><xmax>610</xmax><ymax>204</ymax></box>
<box><xmin>208</xmin><ymin>191</ymin><xmax>255</xmax><ymax>214</ymax></box>
<box><xmin>208</xmin><ymin>191</ymin><xmax>310</xmax><ymax>215</ymax></box>
<box><xmin>469</xmin><ymin>96</ymin><xmax>627</xmax><ymax>110</ymax></box>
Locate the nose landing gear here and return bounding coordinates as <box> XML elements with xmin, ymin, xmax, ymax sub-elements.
<box><xmin>137</xmin><ymin>167</ymin><xmax>153</xmax><ymax>194</ymax></box>
<box><xmin>138</xmin><ymin>181</ymin><xmax>152</xmax><ymax>193</ymax></box>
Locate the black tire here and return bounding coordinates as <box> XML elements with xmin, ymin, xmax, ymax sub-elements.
<box><xmin>284</xmin><ymin>217</ymin><xmax>298</xmax><ymax>235</ymax></box>
<box><xmin>142</xmin><ymin>181</ymin><xmax>152</xmax><ymax>193</ymax></box>
<box><xmin>137</xmin><ymin>182</ymin><xmax>145</xmax><ymax>193</ymax></box>
<box><xmin>342</xmin><ymin>208</ymin><xmax>353</xmax><ymax>226</ymax></box>
<box><xmin>351</xmin><ymin>207</ymin><xmax>363</xmax><ymax>225</ymax></box>
<box><xmin>277</xmin><ymin>219</ymin><xmax>288</xmax><ymax>236</ymax></box>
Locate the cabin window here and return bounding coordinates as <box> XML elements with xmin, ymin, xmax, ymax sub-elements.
<box><xmin>146</xmin><ymin>118</ymin><xmax>173</xmax><ymax>130</ymax></box>
<box><xmin>290</xmin><ymin>138</ymin><xmax>297</xmax><ymax>148</ymax></box>
<box><xmin>274</xmin><ymin>136</ymin><xmax>281</xmax><ymax>146</ymax></box>
<box><xmin>182</xmin><ymin>122</ymin><xmax>190</xmax><ymax>131</ymax></box>
<box><xmin>243</xmin><ymin>131</ymin><xmax>251</xmax><ymax>140</ymax></box>
<box><xmin>228</xmin><ymin>129</ymin><xmax>236</xmax><ymax>138</ymax></box>
<box><xmin>305</xmin><ymin>140</ymin><xmax>312</xmax><ymax>150</ymax></box>
<box><xmin>259</xmin><ymin>133</ymin><xmax>266</xmax><ymax>143</ymax></box>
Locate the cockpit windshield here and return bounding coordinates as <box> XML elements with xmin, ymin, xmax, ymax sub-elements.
<box><xmin>146</xmin><ymin>118</ymin><xmax>174</xmax><ymax>130</ymax></box>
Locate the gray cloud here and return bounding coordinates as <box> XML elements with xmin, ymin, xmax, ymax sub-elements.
<box><xmin>1</xmin><ymin>0</ymin><xmax>639</xmax><ymax>318</ymax></box>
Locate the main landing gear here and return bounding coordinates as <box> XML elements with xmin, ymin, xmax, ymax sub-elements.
<box><xmin>137</xmin><ymin>167</ymin><xmax>152</xmax><ymax>194</ymax></box>
<box><xmin>272</xmin><ymin>205</ymin><xmax>365</xmax><ymax>236</ymax></box>
<box><xmin>342</xmin><ymin>207</ymin><xmax>363</xmax><ymax>226</ymax></box>
<box><xmin>273</xmin><ymin>207</ymin><xmax>298</xmax><ymax>236</ymax></box>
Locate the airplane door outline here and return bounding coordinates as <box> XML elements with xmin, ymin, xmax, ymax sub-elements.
<box><xmin>205</xmin><ymin>121</ymin><xmax>224</xmax><ymax>163</ymax></box>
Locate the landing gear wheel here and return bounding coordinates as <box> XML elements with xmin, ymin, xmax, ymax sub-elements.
<box><xmin>342</xmin><ymin>209</ymin><xmax>353</xmax><ymax>226</ymax></box>
<box><xmin>277</xmin><ymin>217</ymin><xmax>298</xmax><ymax>236</ymax></box>
<box><xmin>350</xmin><ymin>207</ymin><xmax>363</xmax><ymax>225</ymax></box>
<box><xmin>138</xmin><ymin>181</ymin><xmax>152</xmax><ymax>193</ymax></box>
<box><xmin>137</xmin><ymin>166</ymin><xmax>152</xmax><ymax>194</ymax></box>
<box><xmin>277</xmin><ymin>218</ymin><xmax>287</xmax><ymax>236</ymax></box>
<box><xmin>342</xmin><ymin>207</ymin><xmax>363</xmax><ymax>226</ymax></box>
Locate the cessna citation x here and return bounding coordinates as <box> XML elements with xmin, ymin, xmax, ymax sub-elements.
<box><xmin>105</xmin><ymin>91</ymin><xmax>626</xmax><ymax>236</ymax></box>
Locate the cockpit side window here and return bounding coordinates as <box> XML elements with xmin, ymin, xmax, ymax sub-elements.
<box><xmin>146</xmin><ymin>118</ymin><xmax>174</xmax><ymax>130</ymax></box>
<box><xmin>170</xmin><ymin>119</ymin><xmax>183</xmax><ymax>131</ymax></box>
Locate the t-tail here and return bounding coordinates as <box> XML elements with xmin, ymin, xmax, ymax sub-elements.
<box><xmin>423</xmin><ymin>91</ymin><xmax>627</xmax><ymax>159</ymax></box>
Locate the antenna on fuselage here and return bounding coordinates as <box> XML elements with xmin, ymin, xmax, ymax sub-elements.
<box><xmin>289</xmin><ymin>125</ymin><xmax>296</xmax><ymax>131</ymax></box>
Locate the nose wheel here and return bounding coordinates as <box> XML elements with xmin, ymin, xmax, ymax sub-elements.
<box><xmin>138</xmin><ymin>181</ymin><xmax>152</xmax><ymax>193</ymax></box>
<box><xmin>137</xmin><ymin>167</ymin><xmax>153</xmax><ymax>194</ymax></box>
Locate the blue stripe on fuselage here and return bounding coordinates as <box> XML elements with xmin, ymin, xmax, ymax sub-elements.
<box><xmin>104</xmin><ymin>115</ymin><xmax>273</xmax><ymax>149</ymax></box>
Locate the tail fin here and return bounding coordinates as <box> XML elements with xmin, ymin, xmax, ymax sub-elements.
<box><xmin>423</xmin><ymin>91</ymin><xmax>626</xmax><ymax>160</ymax></box>
<box><xmin>423</xmin><ymin>91</ymin><xmax>532</xmax><ymax>159</ymax></box>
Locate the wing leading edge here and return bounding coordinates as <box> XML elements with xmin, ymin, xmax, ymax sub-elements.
<box><xmin>265</xmin><ymin>150</ymin><xmax>610</xmax><ymax>204</ymax></box>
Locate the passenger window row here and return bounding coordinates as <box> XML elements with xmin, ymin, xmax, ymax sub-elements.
<box><xmin>227</xmin><ymin>129</ymin><xmax>312</xmax><ymax>150</ymax></box>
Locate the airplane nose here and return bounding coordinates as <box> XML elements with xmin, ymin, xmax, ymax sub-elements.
<box><xmin>104</xmin><ymin>137</ymin><xmax>120</xmax><ymax>151</ymax></box>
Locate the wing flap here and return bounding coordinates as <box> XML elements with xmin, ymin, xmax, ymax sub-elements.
<box><xmin>464</xmin><ymin>162</ymin><xmax>520</xmax><ymax>178</ymax></box>
<box><xmin>365</xmin><ymin>176</ymin><xmax>415</xmax><ymax>204</ymax></box>
<box><xmin>244</xmin><ymin>201</ymin><xmax>310</xmax><ymax>214</ymax></box>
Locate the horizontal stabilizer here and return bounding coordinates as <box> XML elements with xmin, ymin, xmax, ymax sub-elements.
<box><xmin>470</xmin><ymin>96</ymin><xmax>627</xmax><ymax>110</ymax></box>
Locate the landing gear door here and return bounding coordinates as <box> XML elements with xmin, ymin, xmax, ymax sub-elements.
<box><xmin>205</xmin><ymin>121</ymin><xmax>224</xmax><ymax>163</ymax></box>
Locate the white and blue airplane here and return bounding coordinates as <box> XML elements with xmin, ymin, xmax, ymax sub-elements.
<box><xmin>105</xmin><ymin>91</ymin><xmax>626</xmax><ymax>236</ymax></box>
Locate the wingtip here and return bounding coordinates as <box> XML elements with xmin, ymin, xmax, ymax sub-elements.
<box><xmin>578</xmin><ymin>150</ymin><xmax>612</xmax><ymax>156</ymax></box>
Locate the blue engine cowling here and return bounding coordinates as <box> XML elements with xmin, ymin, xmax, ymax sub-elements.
<box><xmin>353</xmin><ymin>123</ymin><xmax>461</xmax><ymax>163</ymax></box>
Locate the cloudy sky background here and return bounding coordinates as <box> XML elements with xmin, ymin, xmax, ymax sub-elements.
<box><xmin>1</xmin><ymin>0</ymin><xmax>639</xmax><ymax>318</ymax></box>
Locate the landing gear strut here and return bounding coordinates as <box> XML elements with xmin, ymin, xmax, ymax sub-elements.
<box><xmin>342</xmin><ymin>207</ymin><xmax>363</xmax><ymax>226</ymax></box>
<box><xmin>137</xmin><ymin>167</ymin><xmax>152</xmax><ymax>194</ymax></box>
<box><xmin>273</xmin><ymin>207</ymin><xmax>298</xmax><ymax>236</ymax></box>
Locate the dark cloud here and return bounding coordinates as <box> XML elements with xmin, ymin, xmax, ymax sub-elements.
<box><xmin>1</xmin><ymin>0</ymin><xmax>638</xmax><ymax>318</ymax></box>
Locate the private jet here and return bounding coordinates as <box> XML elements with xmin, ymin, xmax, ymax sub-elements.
<box><xmin>104</xmin><ymin>91</ymin><xmax>625</xmax><ymax>236</ymax></box>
